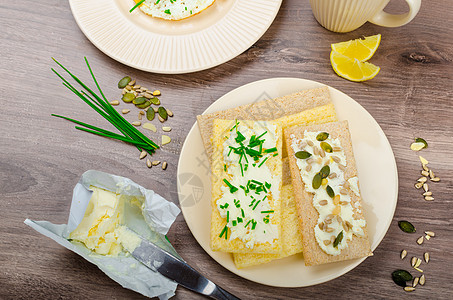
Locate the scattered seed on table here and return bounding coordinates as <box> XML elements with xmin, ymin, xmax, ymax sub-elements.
<box><xmin>153</xmin><ymin>90</ymin><xmax>161</xmax><ymax>96</ymax></box>
<box><xmin>411</xmin><ymin>257</ymin><xmax>417</xmax><ymax>267</ymax></box>
<box><xmin>424</xmin><ymin>196</ymin><xmax>434</xmax><ymax>201</ymax></box>
<box><xmin>431</xmin><ymin>177</ymin><xmax>440</xmax><ymax>182</ymax></box>
<box><xmin>131</xmin><ymin>121</ymin><xmax>141</xmax><ymax>126</ymax></box>
<box><xmin>110</xmin><ymin>100</ymin><xmax>120</xmax><ymax>106</ymax></box>
<box><xmin>166</xmin><ymin>108</ymin><xmax>174</xmax><ymax>117</ymax></box>
<box><xmin>424</xmin><ymin>252</ymin><xmax>430</xmax><ymax>263</ymax></box>
<box><xmin>162</xmin><ymin>161</ymin><xmax>167</xmax><ymax>170</ymax></box>
<box><xmin>139</xmin><ymin>150</ymin><xmax>147</xmax><ymax>160</ymax></box>
<box><xmin>122</xmin><ymin>109</ymin><xmax>130</xmax><ymax>114</ymax></box>
<box><xmin>419</xmin><ymin>275</ymin><xmax>425</xmax><ymax>285</ymax></box>
<box><xmin>425</xmin><ymin>235</ymin><xmax>431</xmax><ymax>240</ymax></box>
<box><xmin>421</xmin><ymin>170</ymin><xmax>429</xmax><ymax>176</ymax></box>
<box><xmin>423</xmin><ymin>191</ymin><xmax>432</xmax><ymax>196</ymax></box>
<box><xmin>404</xmin><ymin>287</ymin><xmax>415</xmax><ymax>292</ymax></box>
<box><xmin>417</xmin><ymin>177</ymin><xmax>427</xmax><ymax>183</ymax></box>
<box><xmin>415</xmin><ymin>182</ymin><xmax>423</xmax><ymax>189</ymax></box>
<box><xmin>412</xmin><ymin>277</ymin><xmax>419</xmax><ymax>287</ymax></box>
<box><xmin>416</xmin><ymin>236</ymin><xmax>424</xmax><ymax>245</ymax></box>
<box><xmin>162</xmin><ymin>126</ymin><xmax>172</xmax><ymax>132</ymax></box>
<box><xmin>401</xmin><ymin>250</ymin><xmax>407</xmax><ymax>260</ymax></box>
<box><xmin>422</xmin><ymin>183</ymin><xmax>429</xmax><ymax>192</ymax></box>
<box><xmin>152</xmin><ymin>160</ymin><xmax>161</xmax><ymax>166</ymax></box>
<box><xmin>146</xmin><ymin>158</ymin><xmax>152</xmax><ymax>168</ymax></box>
<box><xmin>425</xmin><ymin>231</ymin><xmax>435</xmax><ymax>237</ymax></box>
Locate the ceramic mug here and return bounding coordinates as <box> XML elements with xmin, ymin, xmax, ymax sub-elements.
<box><xmin>309</xmin><ymin>0</ymin><xmax>421</xmax><ymax>33</ymax></box>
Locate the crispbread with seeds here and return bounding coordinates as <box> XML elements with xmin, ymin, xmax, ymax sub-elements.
<box><xmin>197</xmin><ymin>87</ymin><xmax>335</xmax><ymax>163</ymax></box>
<box><xmin>285</xmin><ymin>121</ymin><xmax>372</xmax><ymax>266</ymax></box>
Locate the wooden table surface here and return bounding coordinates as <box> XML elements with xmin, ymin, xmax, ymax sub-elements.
<box><xmin>1</xmin><ymin>0</ymin><xmax>452</xmax><ymax>299</ymax></box>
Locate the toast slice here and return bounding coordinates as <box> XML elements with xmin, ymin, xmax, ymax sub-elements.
<box><xmin>285</xmin><ymin>121</ymin><xmax>372</xmax><ymax>266</ymax></box>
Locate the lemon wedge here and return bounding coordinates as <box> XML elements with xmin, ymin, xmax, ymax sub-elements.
<box><xmin>330</xmin><ymin>51</ymin><xmax>380</xmax><ymax>82</ymax></box>
<box><xmin>331</xmin><ymin>34</ymin><xmax>381</xmax><ymax>62</ymax></box>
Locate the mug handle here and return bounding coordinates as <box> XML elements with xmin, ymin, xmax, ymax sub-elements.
<box><xmin>369</xmin><ymin>0</ymin><xmax>421</xmax><ymax>27</ymax></box>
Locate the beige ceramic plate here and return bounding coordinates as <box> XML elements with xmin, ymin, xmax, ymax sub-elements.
<box><xmin>177</xmin><ymin>78</ymin><xmax>398</xmax><ymax>287</ymax></box>
<box><xmin>69</xmin><ymin>0</ymin><xmax>282</xmax><ymax>74</ymax></box>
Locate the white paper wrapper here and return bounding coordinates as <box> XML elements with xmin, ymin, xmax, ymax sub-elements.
<box><xmin>25</xmin><ymin>170</ymin><xmax>181</xmax><ymax>299</ymax></box>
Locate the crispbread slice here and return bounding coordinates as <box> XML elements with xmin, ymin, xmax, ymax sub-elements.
<box><xmin>233</xmin><ymin>184</ymin><xmax>303</xmax><ymax>268</ymax></box>
<box><xmin>197</xmin><ymin>87</ymin><xmax>333</xmax><ymax>163</ymax></box>
<box><xmin>210</xmin><ymin>119</ymin><xmax>282</xmax><ymax>254</ymax></box>
<box><xmin>285</xmin><ymin>121</ymin><xmax>372</xmax><ymax>266</ymax></box>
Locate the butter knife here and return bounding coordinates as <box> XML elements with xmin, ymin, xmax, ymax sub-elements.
<box><xmin>123</xmin><ymin>230</ymin><xmax>241</xmax><ymax>300</ymax></box>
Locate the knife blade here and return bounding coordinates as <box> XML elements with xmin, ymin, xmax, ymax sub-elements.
<box><xmin>123</xmin><ymin>229</ymin><xmax>241</xmax><ymax>300</ymax></box>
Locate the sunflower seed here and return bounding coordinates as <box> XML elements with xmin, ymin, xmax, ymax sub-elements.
<box><xmin>431</xmin><ymin>177</ymin><xmax>440</xmax><ymax>182</ymax></box>
<box><xmin>339</xmin><ymin>201</ymin><xmax>349</xmax><ymax>205</ymax></box>
<box><xmin>166</xmin><ymin>109</ymin><xmax>174</xmax><ymax>117</ymax></box>
<box><xmin>411</xmin><ymin>257</ymin><xmax>417</xmax><ymax>267</ymax></box>
<box><xmin>139</xmin><ymin>150</ymin><xmax>147</xmax><ymax>160</ymax></box>
<box><xmin>425</xmin><ymin>231</ymin><xmax>435</xmax><ymax>237</ymax></box>
<box><xmin>429</xmin><ymin>169</ymin><xmax>434</xmax><ymax>179</ymax></box>
<box><xmin>417</xmin><ymin>177</ymin><xmax>427</xmax><ymax>183</ymax></box>
<box><xmin>411</xmin><ymin>142</ymin><xmax>425</xmax><ymax>151</ymax></box>
<box><xmin>424</xmin><ymin>252</ymin><xmax>429</xmax><ymax>263</ymax></box>
<box><xmin>323</xmin><ymin>240</ymin><xmax>331</xmax><ymax>246</ymax></box>
<box><xmin>152</xmin><ymin>160</ymin><xmax>161</xmax><ymax>166</ymax></box>
<box><xmin>138</xmin><ymin>113</ymin><xmax>142</xmax><ymax>120</ymax></box>
<box><xmin>317</xmin><ymin>157</ymin><xmax>323</xmax><ymax>164</ymax></box>
<box><xmin>324</xmin><ymin>218</ymin><xmax>332</xmax><ymax>225</ymax></box>
<box><xmin>122</xmin><ymin>89</ymin><xmax>127</xmax><ymax>95</ymax></box>
<box><xmin>131</xmin><ymin>121</ymin><xmax>141</xmax><ymax>126</ymax></box>
<box><xmin>422</xmin><ymin>164</ymin><xmax>429</xmax><ymax>171</ymax></box>
<box><xmin>319</xmin><ymin>200</ymin><xmax>328</xmax><ymax>206</ymax></box>
<box><xmin>422</xmin><ymin>183</ymin><xmax>429</xmax><ymax>192</ymax></box>
<box><xmin>414</xmin><ymin>267</ymin><xmax>423</xmax><ymax>273</ymax></box>
<box><xmin>133</xmin><ymin>85</ymin><xmax>141</xmax><ymax>89</ymax></box>
<box><xmin>419</xmin><ymin>274</ymin><xmax>425</xmax><ymax>285</ymax></box>
<box><xmin>331</xmin><ymin>156</ymin><xmax>340</xmax><ymax>163</ymax></box>
<box><xmin>424</xmin><ymin>196</ymin><xmax>434</xmax><ymax>201</ymax></box>
<box><xmin>125</xmin><ymin>85</ymin><xmax>132</xmax><ymax>91</ymax></box>
<box><xmin>412</xmin><ymin>277</ymin><xmax>419</xmax><ymax>288</ymax></box>
<box><xmin>161</xmin><ymin>135</ymin><xmax>171</xmax><ymax>145</ymax></box>
<box><xmin>162</xmin><ymin>126</ymin><xmax>172</xmax><ymax>132</ymax></box>
<box><xmin>401</xmin><ymin>250</ymin><xmax>407</xmax><ymax>260</ymax></box>
<box><xmin>122</xmin><ymin>109</ymin><xmax>130</xmax><ymax>114</ymax></box>
<box><xmin>143</xmin><ymin>92</ymin><xmax>153</xmax><ymax>99</ymax></box>
<box><xmin>109</xmin><ymin>100</ymin><xmax>120</xmax><ymax>106</ymax></box>
<box><xmin>298</xmin><ymin>141</ymin><xmax>307</xmax><ymax>149</ymax></box>
<box><xmin>146</xmin><ymin>159</ymin><xmax>152</xmax><ymax>168</ymax></box>
<box><xmin>419</xmin><ymin>156</ymin><xmax>429</xmax><ymax>165</ymax></box>
<box><xmin>425</xmin><ymin>235</ymin><xmax>431</xmax><ymax>240</ymax></box>
<box><xmin>345</xmin><ymin>221</ymin><xmax>352</xmax><ymax>231</ymax></box>
<box><xmin>162</xmin><ymin>161</ymin><xmax>167</xmax><ymax>170</ymax></box>
<box><xmin>414</xmin><ymin>182</ymin><xmax>423</xmax><ymax>189</ymax></box>
<box><xmin>158</xmin><ymin>115</ymin><xmax>165</xmax><ymax>123</ymax></box>
<box><xmin>414</xmin><ymin>258</ymin><xmax>422</xmax><ymax>268</ymax></box>
<box><xmin>421</xmin><ymin>170</ymin><xmax>429</xmax><ymax>176</ymax></box>
<box><xmin>404</xmin><ymin>286</ymin><xmax>415</xmax><ymax>292</ymax></box>
<box><xmin>416</xmin><ymin>236</ymin><xmax>424</xmax><ymax>245</ymax></box>
<box><xmin>422</xmin><ymin>191</ymin><xmax>432</xmax><ymax>196</ymax></box>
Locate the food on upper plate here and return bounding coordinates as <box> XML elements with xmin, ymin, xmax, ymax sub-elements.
<box><xmin>233</xmin><ymin>184</ymin><xmax>303</xmax><ymax>268</ymax></box>
<box><xmin>285</xmin><ymin>121</ymin><xmax>372</xmax><ymax>266</ymax></box>
<box><xmin>196</xmin><ymin>86</ymin><xmax>336</xmax><ymax>164</ymax></box>
<box><xmin>134</xmin><ymin>0</ymin><xmax>216</xmax><ymax>21</ymax></box>
<box><xmin>210</xmin><ymin>119</ymin><xmax>283</xmax><ymax>254</ymax></box>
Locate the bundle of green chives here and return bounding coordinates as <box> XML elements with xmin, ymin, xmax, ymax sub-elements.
<box><xmin>51</xmin><ymin>57</ymin><xmax>159</xmax><ymax>155</ymax></box>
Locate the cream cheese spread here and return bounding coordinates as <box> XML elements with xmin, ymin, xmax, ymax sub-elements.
<box><xmin>216</xmin><ymin>121</ymin><xmax>280</xmax><ymax>249</ymax></box>
<box><xmin>290</xmin><ymin>131</ymin><xmax>366</xmax><ymax>256</ymax></box>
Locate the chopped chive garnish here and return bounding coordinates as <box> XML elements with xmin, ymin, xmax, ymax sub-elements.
<box><xmin>245</xmin><ymin>220</ymin><xmax>252</xmax><ymax>228</ymax></box>
<box><xmin>155</xmin><ymin>0</ymin><xmax>161</xmax><ymax>3</ymax></box>
<box><xmin>244</xmin><ymin>164</ymin><xmax>248</xmax><ymax>171</ymax></box>
<box><xmin>265</xmin><ymin>182</ymin><xmax>271</xmax><ymax>189</ymax></box>
<box><xmin>261</xmin><ymin>210</ymin><xmax>274</xmax><ymax>214</ymax></box>
<box><xmin>129</xmin><ymin>0</ymin><xmax>145</xmax><ymax>13</ymax></box>
<box><xmin>257</xmin><ymin>131</ymin><xmax>267</xmax><ymax>139</ymax></box>
<box><xmin>232</xmin><ymin>220</ymin><xmax>237</xmax><ymax>226</ymax></box>
<box><xmin>240</xmin><ymin>163</ymin><xmax>244</xmax><ymax>176</ymax></box>
<box><xmin>273</xmin><ymin>153</ymin><xmax>278</xmax><ymax>157</ymax></box>
<box><xmin>226</xmin><ymin>211</ymin><xmax>229</xmax><ymax>223</ymax></box>
<box><xmin>219</xmin><ymin>225</ymin><xmax>228</xmax><ymax>239</ymax></box>
<box><xmin>230</xmin><ymin>120</ymin><xmax>239</xmax><ymax>131</ymax></box>
<box><xmin>252</xmin><ymin>200</ymin><xmax>261</xmax><ymax>210</ymax></box>
<box><xmin>251</xmin><ymin>179</ymin><xmax>263</xmax><ymax>185</ymax></box>
<box><xmin>185</xmin><ymin>6</ymin><xmax>187</xmax><ymax>10</ymax></box>
<box><xmin>263</xmin><ymin>217</ymin><xmax>269</xmax><ymax>224</ymax></box>
<box><xmin>241</xmin><ymin>208</ymin><xmax>245</xmax><ymax>218</ymax></box>
<box><xmin>224</xmin><ymin>203</ymin><xmax>229</xmax><ymax>209</ymax></box>
<box><xmin>251</xmin><ymin>220</ymin><xmax>257</xmax><ymax>230</ymax></box>
<box><xmin>258</xmin><ymin>157</ymin><xmax>268</xmax><ymax>168</ymax></box>
<box><xmin>224</xmin><ymin>164</ymin><xmax>227</xmax><ymax>172</ymax></box>
<box><xmin>164</xmin><ymin>9</ymin><xmax>171</xmax><ymax>14</ymax></box>
<box><xmin>264</xmin><ymin>147</ymin><xmax>277</xmax><ymax>153</ymax></box>
<box><xmin>235</xmin><ymin>131</ymin><xmax>245</xmax><ymax>143</ymax></box>
<box><xmin>237</xmin><ymin>217</ymin><xmax>243</xmax><ymax>223</ymax></box>
<box><xmin>223</xmin><ymin>179</ymin><xmax>238</xmax><ymax>193</ymax></box>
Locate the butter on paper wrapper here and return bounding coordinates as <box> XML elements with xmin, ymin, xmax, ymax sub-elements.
<box><xmin>25</xmin><ymin>170</ymin><xmax>181</xmax><ymax>300</ymax></box>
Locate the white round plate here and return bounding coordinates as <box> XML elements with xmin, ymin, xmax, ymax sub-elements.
<box><xmin>69</xmin><ymin>0</ymin><xmax>282</xmax><ymax>74</ymax></box>
<box><xmin>177</xmin><ymin>78</ymin><xmax>398</xmax><ymax>287</ymax></box>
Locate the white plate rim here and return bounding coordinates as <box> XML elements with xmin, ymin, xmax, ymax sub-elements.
<box><xmin>68</xmin><ymin>0</ymin><xmax>282</xmax><ymax>74</ymax></box>
<box><xmin>177</xmin><ymin>77</ymin><xmax>398</xmax><ymax>287</ymax></box>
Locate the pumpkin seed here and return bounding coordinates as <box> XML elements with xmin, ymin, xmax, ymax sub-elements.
<box><xmin>158</xmin><ymin>107</ymin><xmax>168</xmax><ymax>120</ymax></box>
<box><xmin>166</xmin><ymin>109</ymin><xmax>174</xmax><ymax>117</ymax></box>
<box><xmin>162</xmin><ymin>161</ymin><xmax>168</xmax><ymax>170</ymax></box>
<box><xmin>136</xmin><ymin>100</ymin><xmax>151</xmax><ymax>109</ymax></box>
<box><xmin>415</xmin><ymin>137</ymin><xmax>428</xmax><ymax>149</ymax></box>
<box><xmin>412</xmin><ymin>277</ymin><xmax>419</xmax><ymax>287</ymax></box>
<box><xmin>416</xmin><ymin>236</ymin><xmax>424</xmax><ymax>245</ymax></box>
<box><xmin>162</xmin><ymin>126</ymin><xmax>172</xmax><ymax>132</ymax></box>
<box><xmin>319</xmin><ymin>165</ymin><xmax>330</xmax><ymax>178</ymax></box>
<box><xmin>162</xmin><ymin>135</ymin><xmax>171</xmax><ymax>145</ymax></box>
<box><xmin>320</xmin><ymin>141</ymin><xmax>333</xmax><ymax>153</ymax></box>
<box><xmin>139</xmin><ymin>150</ymin><xmax>147</xmax><ymax>160</ymax></box>
<box><xmin>319</xmin><ymin>200</ymin><xmax>328</xmax><ymax>206</ymax></box>
<box><xmin>295</xmin><ymin>151</ymin><xmax>312</xmax><ymax>159</ymax></box>
<box><xmin>425</xmin><ymin>231</ymin><xmax>435</xmax><ymax>237</ymax></box>
<box><xmin>150</xmin><ymin>97</ymin><xmax>160</xmax><ymax>105</ymax></box>
<box><xmin>424</xmin><ymin>252</ymin><xmax>429</xmax><ymax>263</ymax></box>
<box><xmin>153</xmin><ymin>90</ymin><xmax>161</xmax><ymax>96</ymax></box>
<box><xmin>143</xmin><ymin>123</ymin><xmax>156</xmax><ymax>132</ymax></box>
<box><xmin>131</xmin><ymin>121</ymin><xmax>141</xmax><ymax>126</ymax></box>
<box><xmin>122</xmin><ymin>93</ymin><xmax>135</xmax><ymax>103</ymax></box>
<box><xmin>146</xmin><ymin>158</ymin><xmax>152</xmax><ymax>168</ymax></box>
<box><xmin>398</xmin><ymin>220</ymin><xmax>416</xmax><ymax>233</ymax></box>
<box><xmin>401</xmin><ymin>249</ymin><xmax>407</xmax><ymax>260</ymax></box>
<box><xmin>146</xmin><ymin>108</ymin><xmax>155</xmax><ymax>121</ymax></box>
<box><xmin>392</xmin><ymin>270</ymin><xmax>413</xmax><ymax>287</ymax></box>
<box><xmin>312</xmin><ymin>173</ymin><xmax>322</xmax><ymax>189</ymax></box>
<box><xmin>419</xmin><ymin>275</ymin><xmax>425</xmax><ymax>285</ymax></box>
<box><xmin>326</xmin><ymin>185</ymin><xmax>335</xmax><ymax>198</ymax></box>
<box><xmin>118</xmin><ymin>76</ymin><xmax>131</xmax><ymax>88</ymax></box>
<box><xmin>109</xmin><ymin>100</ymin><xmax>120</xmax><ymax>106</ymax></box>
<box><xmin>316</xmin><ymin>132</ymin><xmax>329</xmax><ymax>141</ymax></box>
<box><xmin>122</xmin><ymin>109</ymin><xmax>130</xmax><ymax>114</ymax></box>
<box><xmin>133</xmin><ymin>97</ymin><xmax>147</xmax><ymax>105</ymax></box>
<box><xmin>333</xmin><ymin>231</ymin><xmax>343</xmax><ymax>248</ymax></box>
<box><xmin>404</xmin><ymin>287</ymin><xmax>415</xmax><ymax>292</ymax></box>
